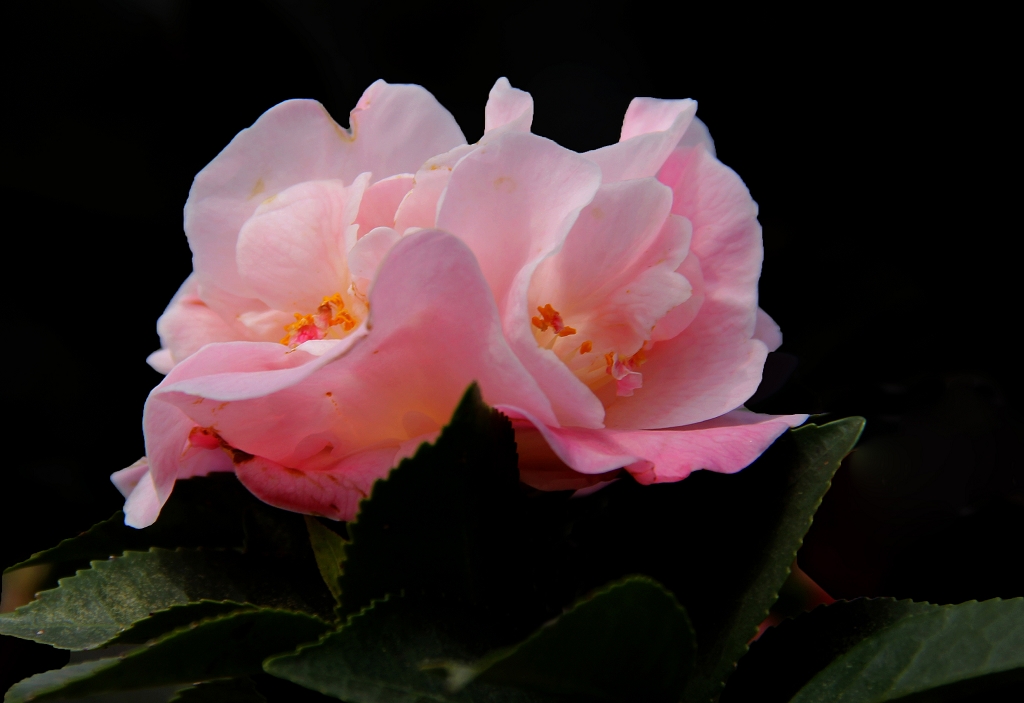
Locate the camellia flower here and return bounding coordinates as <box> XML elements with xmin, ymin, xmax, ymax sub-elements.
<box><xmin>113</xmin><ymin>78</ymin><xmax>806</xmax><ymax>528</ymax></box>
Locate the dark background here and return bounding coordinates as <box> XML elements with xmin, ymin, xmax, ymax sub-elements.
<box><xmin>3</xmin><ymin>0</ymin><xmax>1020</xmax><ymax>687</ymax></box>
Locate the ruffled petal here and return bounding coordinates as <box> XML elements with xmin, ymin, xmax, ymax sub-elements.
<box><xmin>437</xmin><ymin>131</ymin><xmax>604</xmax><ymax>426</ymax></box>
<box><xmin>503</xmin><ymin>405</ymin><xmax>806</xmax><ymax>484</ymax></box>
<box><xmin>604</xmin><ymin>144</ymin><xmax>767</xmax><ymax>428</ymax></box>
<box><xmin>754</xmin><ymin>307</ymin><xmax>783</xmax><ymax>351</ymax></box>
<box><xmin>484</xmin><ymin>77</ymin><xmax>534</xmax><ymax>133</ymax></box>
<box><xmin>584</xmin><ymin>98</ymin><xmax>696</xmax><ymax>182</ymax></box>
<box><xmin>354</xmin><ymin>174</ymin><xmax>414</xmax><ymax>237</ymax></box>
<box><xmin>393</xmin><ymin>144</ymin><xmax>476</xmax><ymax>233</ymax></box>
<box><xmin>347</xmin><ymin>226</ymin><xmax>401</xmax><ymax>297</ymax></box>
<box><xmin>150</xmin><ymin>231</ymin><xmax>557</xmax><ymax>519</ymax></box>
<box><xmin>530</xmin><ymin>179</ymin><xmax>692</xmax><ymax>357</ymax></box>
<box><xmin>150</xmin><ymin>275</ymin><xmax>246</xmax><ymax>373</ymax></box>
<box><xmin>234</xmin><ymin>447</ymin><xmax>395</xmax><ymax>521</ymax></box>
<box><xmin>235</xmin><ymin>178</ymin><xmax>365</xmax><ymax>313</ymax></box>
<box><xmin>185</xmin><ymin>82</ymin><xmax>465</xmax><ymax>300</ymax></box>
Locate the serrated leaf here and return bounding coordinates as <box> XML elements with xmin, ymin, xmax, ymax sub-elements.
<box><xmin>790</xmin><ymin>598</ymin><xmax>1024</xmax><ymax>703</ymax></box>
<box><xmin>5</xmin><ymin>474</ymin><xmax>258</xmax><ymax>575</ymax></box>
<box><xmin>546</xmin><ymin>417</ymin><xmax>864</xmax><ymax>703</ymax></box>
<box><xmin>267</xmin><ymin>577</ymin><xmax>695</xmax><ymax>703</ymax></box>
<box><xmin>722</xmin><ymin>598</ymin><xmax>938</xmax><ymax>702</ymax></box>
<box><xmin>0</xmin><ymin>548</ymin><xmax>333</xmax><ymax>650</ymax></box>
<box><xmin>337</xmin><ymin>384</ymin><xmax>561</xmax><ymax>647</ymax></box>
<box><xmin>455</xmin><ymin>576</ymin><xmax>696</xmax><ymax>703</ymax></box>
<box><xmin>107</xmin><ymin>600</ymin><xmax>255</xmax><ymax>645</ymax></box>
<box><xmin>305</xmin><ymin>517</ymin><xmax>346</xmax><ymax>603</ymax></box>
<box><xmin>265</xmin><ymin>595</ymin><xmax>541</xmax><ymax>703</ymax></box>
<box><xmin>4</xmin><ymin>609</ymin><xmax>329</xmax><ymax>702</ymax></box>
<box><xmin>170</xmin><ymin>677</ymin><xmax>267</xmax><ymax>702</ymax></box>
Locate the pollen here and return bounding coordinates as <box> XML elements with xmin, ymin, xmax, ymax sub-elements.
<box><xmin>580</xmin><ymin>340</ymin><xmax>593</xmax><ymax>354</ymax></box>
<box><xmin>281</xmin><ymin>293</ymin><xmax>359</xmax><ymax>346</ymax></box>
<box><xmin>532</xmin><ymin>303</ymin><xmax>574</xmax><ymax>335</ymax></box>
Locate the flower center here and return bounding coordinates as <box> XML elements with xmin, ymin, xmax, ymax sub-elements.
<box><xmin>531</xmin><ymin>302</ymin><xmax>648</xmax><ymax>398</ymax></box>
<box><xmin>280</xmin><ymin>293</ymin><xmax>360</xmax><ymax>347</ymax></box>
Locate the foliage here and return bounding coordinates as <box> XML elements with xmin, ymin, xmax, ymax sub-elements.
<box><xmin>4</xmin><ymin>384</ymin><xmax>1017</xmax><ymax>702</ymax></box>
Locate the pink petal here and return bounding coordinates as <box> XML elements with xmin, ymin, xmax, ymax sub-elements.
<box><xmin>355</xmin><ymin>174</ymin><xmax>414</xmax><ymax>237</ymax></box>
<box><xmin>392</xmin><ymin>144</ymin><xmax>476</xmax><ymax>233</ymax></box>
<box><xmin>185</xmin><ymin>83</ymin><xmax>465</xmax><ymax>300</ymax></box>
<box><xmin>234</xmin><ymin>448</ymin><xmax>395</xmax><ymax>521</ymax></box>
<box><xmin>505</xmin><ymin>405</ymin><xmax>806</xmax><ymax>484</ymax></box>
<box><xmin>152</xmin><ymin>231</ymin><xmax>558</xmax><ymax>519</ymax></box>
<box><xmin>437</xmin><ymin>131</ymin><xmax>604</xmax><ymax>427</ymax></box>
<box><xmin>149</xmin><ymin>275</ymin><xmax>245</xmax><ymax>373</ymax></box>
<box><xmin>347</xmin><ymin>226</ymin><xmax>401</xmax><ymax>297</ymax></box>
<box><xmin>754</xmin><ymin>307</ymin><xmax>783</xmax><ymax>352</ymax></box>
<box><xmin>111</xmin><ymin>458</ymin><xmax>150</xmax><ymax>499</ymax></box>
<box><xmin>235</xmin><ymin>178</ymin><xmax>365</xmax><ymax>313</ymax></box>
<box><xmin>584</xmin><ymin>98</ymin><xmax>696</xmax><ymax>182</ymax></box>
<box><xmin>530</xmin><ymin>179</ymin><xmax>692</xmax><ymax>357</ymax></box>
<box><xmin>603</xmin><ymin>144</ymin><xmax>768</xmax><ymax>429</ymax></box>
<box><xmin>650</xmin><ymin>251</ymin><xmax>705</xmax><ymax>343</ymax></box>
<box><xmin>484</xmin><ymin>77</ymin><xmax>534</xmax><ymax>133</ymax></box>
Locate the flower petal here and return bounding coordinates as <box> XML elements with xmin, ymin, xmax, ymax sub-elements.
<box><xmin>150</xmin><ymin>275</ymin><xmax>245</xmax><ymax>373</ymax></box>
<box><xmin>348</xmin><ymin>226</ymin><xmax>401</xmax><ymax>297</ymax></box>
<box><xmin>604</xmin><ymin>144</ymin><xmax>767</xmax><ymax>428</ymax></box>
<box><xmin>437</xmin><ymin>131</ymin><xmax>604</xmax><ymax>426</ymax></box>
<box><xmin>484</xmin><ymin>77</ymin><xmax>534</xmax><ymax>133</ymax></box>
<box><xmin>234</xmin><ymin>448</ymin><xmax>395</xmax><ymax>521</ymax></box>
<box><xmin>584</xmin><ymin>98</ymin><xmax>696</xmax><ymax>182</ymax></box>
<box><xmin>754</xmin><ymin>307</ymin><xmax>783</xmax><ymax>351</ymax></box>
<box><xmin>502</xmin><ymin>405</ymin><xmax>806</xmax><ymax>483</ymax></box>
<box><xmin>531</xmin><ymin>179</ymin><xmax>692</xmax><ymax>357</ymax></box>
<box><xmin>235</xmin><ymin>178</ymin><xmax>365</xmax><ymax>313</ymax></box>
<box><xmin>392</xmin><ymin>144</ymin><xmax>476</xmax><ymax>233</ymax></box>
<box><xmin>354</xmin><ymin>174</ymin><xmax>414</xmax><ymax>237</ymax></box>
<box><xmin>185</xmin><ymin>82</ymin><xmax>465</xmax><ymax>300</ymax></box>
<box><xmin>155</xmin><ymin>231</ymin><xmax>558</xmax><ymax>519</ymax></box>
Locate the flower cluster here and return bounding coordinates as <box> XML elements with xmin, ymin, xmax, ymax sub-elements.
<box><xmin>113</xmin><ymin>78</ymin><xmax>805</xmax><ymax>527</ymax></box>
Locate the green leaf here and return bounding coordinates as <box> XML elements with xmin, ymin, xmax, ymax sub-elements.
<box><xmin>722</xmin><ymin>598</ymin><xmax>938</xmax><ymax>702</ymax></box>
<box><xmin>0</xmin><ymin>548</ymin><xmax>334</xmax><ymax>650</ymax></box>
<box><xmin>452</xmin><ymin>576</ymin><xmax>696</xmax><ymax>703</ymax></box>
<box><xmin>337</xmin><ymin>384</ymin><xmax>560</xmax><ymax>647</ymax></box>
<box><xmin>790</xmin><ymin>598</ymin><xmax>1024</xmax><ymax>703</ymax></box>
<box><xmin>265</xmin><ymin>595</ymin><xmax>535</xmax><ymax>703</ymax></box>
<box><xmin>305</xmin><ymin>516</ymin><xmax>346</xmax><ymax>604</ymax></box>
<box><xmin>548</xmin><ymin>417</ymin><xmax>864</xmax><ymax>703</ymax></box>
<box><xmin>266</xmin><ymin>577</ymin><xmax>695</xmax><ymax>703</ymax></box>
<box><xmin>4</xmin><ymin>474</ymin><xmax>258</xmax><ymax>575</ymax></box>
<box><xmin>4</xmin><ymin>609</ymin><xmax>329</xmax><ymax>702</ymax></box>
<box><xmin>170</xmin><ymin>677</ymin><xmax>267</xmax><ymax>702</ymax></box>
<box><xmin>107</xmin><ymin>600</ymin><xmax>255</xmax><ymax>645</ymax></box>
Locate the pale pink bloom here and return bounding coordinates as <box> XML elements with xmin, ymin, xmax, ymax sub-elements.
<box><xmin>114</xmin><ymin>78</ymin><xmax>805</xmax><ymax>528</ymax></box>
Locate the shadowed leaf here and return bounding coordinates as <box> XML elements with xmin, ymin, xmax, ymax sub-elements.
<box><xmin>722</xmin><ymin>598</ymin><xmax>937</xmax><ymax>702</ymax></box>
<box><xmin>170</xmin><ymin>677</ymin><xmax>267</xmax><ymax>702</ymax></box>
<box><xmin>450</xmin><ymin>576</ymin><xmax>696</xmax><ymax>703</ymax></box>
<box><xmin>305</xmin><ymin>517</ymin><xmax>346</xmax><ymax>604</ymax></box>
<box><xmin>790</xmin><ymin>598</ymin><xmax>1024</xmax><ymax>703</ymax></box>
<box><xmin>3</xmin><ymin>609</ymin><xmax>329</xmax><ymax>702</ymax></box>
<box><xmin>0</xmin><ymin>549</ymin><xmax>333</xmax><ymax>650</ymax></box>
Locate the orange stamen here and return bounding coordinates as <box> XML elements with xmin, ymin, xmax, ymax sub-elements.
<box><xmin>580</xmin><ymin>340</ymin><xmax>593</xmax><ymax>354</ymax></box>
<box><xmin>281</xmin><ymin>293</ymin><xmax>360</xmax><ymax>346</ymax></box>
<box><xmin>532</xmin><ymin>303</ymin><xmax>574</xmax><ymax>335</ymax></box>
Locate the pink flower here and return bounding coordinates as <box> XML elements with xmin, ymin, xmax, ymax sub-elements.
<box><xmin>113</xmin><ymin>78</ymin><xmax>806</xmax><ymax>528</ymax></box>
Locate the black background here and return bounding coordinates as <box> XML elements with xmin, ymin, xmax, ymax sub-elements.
<box><xmin>3</xmin><ymin>0</ymin><xmax>1020</xmax><ymax>688</ymax></box>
